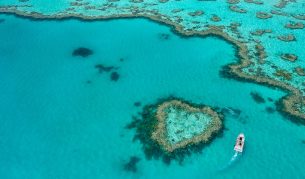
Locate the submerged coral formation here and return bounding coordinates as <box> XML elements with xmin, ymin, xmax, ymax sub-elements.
<box><xmin>134</xmin><ymin>101</ymin><xmax>142</xmax><ymax>107</ymax></box>
<box><xmin>123</xmin><ymin>156</ymin><xmax>141</xmax><ymax>173</ymax></box>
<box><xmin>1</xmin><ymin>0</ymin><xmax>305</xmax><ymax>123</ymax></box>
<box><xmin>250</xmin><ymin>91</ymin><xmax>266</xmax><ymax>103</ymax></box>
<box><xmin>110</xmin><ymin>71</ymin><xmax>120</xmax><ymax>81</ymax></box>
<box><xmin>266</xmin><ymin>106</ymin><xmax>275</xmax><ymax>113</ymax></box>
<box><xmin>158</xmin><ymin>33</ymin><xmax>170</xmax><ymax>40</ymax></box>
<box><xmin>72</xmin><ymin>47</ymin><xmax>93</xmax><ymax>57</ymax></box>
<box><xmin>295</xmin><ymin>67</ymin><xmax>305</xmax><ymax>76</ymax></box>
<box><xmin>95</xmin><ymin>64</ymin><xmax>116</xmax><ymax>73</ymax></box>
<box><xmin>152</xmin><ymin>99</ymin><xmax>222</xmax><ymax>153</ymax></box>
<box><xmin>127</xmin><ymin>97</ymin><xmax>223</xmax><ymax>163</ymax></box>
<box><xmin>280</xmin><ymin>54</ymin><xmax>298</xmax><ymax>62</ymax></box>
<box><xmin>94</xmin><ymin>64</ymin><xmax>120</xmax><ymax>82</ymax></box>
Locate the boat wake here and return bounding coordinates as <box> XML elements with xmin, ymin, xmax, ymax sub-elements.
<box><xmin>229</xmin><ymin>151</ymin><xmax>240</xmax><ymax>164</ymax></box>
<box><xmin>218</xmin><ymin>152</ymin><xmax>241</xmax><ymax>172</ymax></box>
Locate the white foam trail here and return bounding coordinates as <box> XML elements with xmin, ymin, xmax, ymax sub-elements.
<box><xmin>229</xmin><ymin>152</ymin><xmax>239</xmax><ymax>163</ymax></box>
<box><xmin>218</xmin><ymin>152</ymin><xmax>240</xmax><ymax>172</ymax></box>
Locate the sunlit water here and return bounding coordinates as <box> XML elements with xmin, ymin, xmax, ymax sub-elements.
<box><xmin>0</xmin><ymin>15</ymin><xmax>304</xmax><ymax>179</ymax></box>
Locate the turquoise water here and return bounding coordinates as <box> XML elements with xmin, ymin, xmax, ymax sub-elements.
<box><xmin>0</xmin><ymin>15</ymin><xmax>305</xmax><ymax>178</ymax></box>
<box><xmin>2</xmin><ymin>0</ymin><xmax>305</xmax><ymax>101</ymax></box>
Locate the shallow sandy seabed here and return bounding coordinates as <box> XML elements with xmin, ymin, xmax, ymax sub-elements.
<box><xmin>1</xmin><ymin>0</ymin><xmax>305</xmax><ymax>122</ymax></box>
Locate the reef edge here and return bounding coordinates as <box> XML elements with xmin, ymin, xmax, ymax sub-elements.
<box><xmin>1</xmin><ymin>8</ymin><xmax>304</xmax><ymax>123</ymax></box>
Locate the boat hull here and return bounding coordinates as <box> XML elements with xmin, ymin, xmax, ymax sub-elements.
<box><xmin>234</xmin><ymin>133</ymin><xmax>245</xmax><ymax>153</ymax></box>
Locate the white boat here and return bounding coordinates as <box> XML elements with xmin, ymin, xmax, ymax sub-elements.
<box><xmin>234</xmin><ymin>133</ymin><xmax>245</xmax><ymax>153</ymax></box>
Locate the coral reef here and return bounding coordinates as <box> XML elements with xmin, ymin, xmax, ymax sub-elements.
<box><xmin>274</xmin><ymin>69</ymin><xmax>292</xmax><ymax>81</ymax></box>
<box><xmin>255</xmin><ymin>43</ymin><xmax>267</xmax><ymax>64</ymax></box>
<box><xmin>244</xmin><ymin>0</ymin><xmax>263</xmax><ymax>5</ymax></box>
<box><xmin>95</xmin><ymin>64</ymin><xmax>117</xmax><ymax>73</ymax></box>
<box><xmin>250</xmin><ymin>29</ymin><xmax>272</xmax><ymax>36</ymax></box>
<box><xmin>1</xmin><ymin>0</ymin><xmax>305</xmax><ymax>123</ymax></box>
<box><xmin>227</xmin><ymin>0</ymin><xmax>240</xmax><ymax>4</ymax></box>
<box><xmin>110</xmin><ymin>71</ymin><xmax>120</xmax><ymax>81</ymax></box>
<box><xmin>266</xmin><ymin>107</ymin><xmax>275</xmax><ymax>113</ymax></box>
<box><xmin>152</xmin><ymin>99</ymin><xmax>222</xmax><ymax>153</ymax></box>
<box><xmin>158</xmin><ymin>33</ymin><xmax>170</xmax><ymax>40</ymax></box>
<box><xmin>284</xmin><ymin>22</ymin><xmax>304</xmax><ymax>29</ymax></box>
<box><xmin>210</xmin><ymin>15</ymin><xmax>221</xmax><ymax>22</ymax></box>
<box><xmin>274</xmin><ymin>0</ymin><xmax>291</xmax><ymax>9</ymax></box>
<box><xmin>134</xmin><ymin>102</ymin><xmax>141</xmax><ymax>107</ymax></box>
<box><xmin>294</xmin><ymin>67</ymin><xmax>305</xmax><ymax>76</ymax></box>
<box><xmin>277</xmin><ymin>34</ymin><xmax>296</xmax><ymax>42</ymax></box>
<box><xmin>127</xmin><ymin>97</ymin><xmax>223</xmax><ymax>164</ymax></box>
<box><xmin>94</xmin><ymin>64</ymin><xmax>120</xmax><ymax>82</ymax></box>
<box><xmin>72</xmin><ymin>47</ymin><xmax>93</xmax><ymax>57</ymax></box>
<box><xmin>229</xmin><ymin>5</ymin><xmax>247</xmax><ymax>13</ymax></box>
<box><xmin>250</xmin><ymin>92</ymin><xmax>265</xmax><ymax>103</ymax></box>
<box><xmin>256</xmin><ymin>12</ymin><xmax>272</xmax><ymax>19</ymax></box>
<box><xmin>188</xmin><ymin>10</ymin><xmax>204</xmax><ymax>17</ymax></box>
<box><xmin>123</xmin><ymin>156</ymin><xmax>141</xmax><ymax>173</ymax></box>
<box><xmin>292</xmin><ymin>14</ymin><xmax>305</xmax><ymax>20</ymax></box>
<box><xmin>280</xmin><ymin>54</ymin><xmax>298</xmax><ymax>62</ymax></box>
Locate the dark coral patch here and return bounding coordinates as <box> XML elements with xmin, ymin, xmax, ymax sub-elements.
<box><xmin>275</xmin><ymin>99</ymin><xmax>305</xmax><ymax>125</ymax></box>
<box><xmin>302</xmin><ymin>140</ymin><xmax>305</xmax><ymax>144</ymax></box>
<box><xmin>210</xmin><ymin>14</ymin><xmax>221</xmax><ymax>22</ymax></box>
<box><xmin>95</xmin><ymin>64</ymin><xmax>116</xmax><ymax>73</ymax></box>
<box><xmin>72</xmin><ymin>47</ymin><xmax>93</xmax><ymax>57</ymax></box>
<box><xmin>256</xmin><ymin>12</ymin><xmax>272</xmax><ymax>19</ymax></box>
<box><xmin>110</xmin><ymin>71</ymin><xmax>120</xmax><ymax>81</ymax></box>
<box><xmin>285</xmin><ymin>21</ymin><xmax>304</xmax><ymax>29</ymax></box>
<box><xmin>125</xmin><ymin>116</ymin><xmax>141</xmax><ymax>130</ymax></box>
<box><xmin>250</xmin><ymin>92</ymin><xmax>265</xmax><ymax>103</ymax></box>
<box><xmin>294</xmin><ymin>67</ymin><xmax>305</xmax><ymax>76</ymax></box>
<box><xmin>229</xmin><ymin>5</ymin><xmax>247</xmax><ymax>13</ymax></box>
<box><xmin>255</xmin><ymin>43</ymin><xmax>267</xmax><ymax>64</ymax></box>
<box><xmin>277</xmin><ymin>34</ymin><xmax>296</xmax><ymax>42</ymax></box>
<box><xmin>292</xmin><ymin>14</ymin><xmax>305</xmax><ymax>20</ymax></box>
<box><xmin>245</xmin><ymin>0</ymin><xmax>263</xmax><ymax>5</ymax></box>
<box><xmin>267</xmin><ymin>97</ymin><xmax>274</xmax><ymax>102</ymax></box>
<box><xmin>274</xmin><ymin>69</ymin><xmax>292</xmax><ymax>81</ymax></box>
<box><xmin>266</xmin><ymin>107</ymin><xmax>275</xmax><ymax>113</ymax></box>
<box><xmin>227</xmin><ymin>0</ymin><xmax>240</xmax><ymax>4</ymax></box>
<box><xmin>250</xmin><ymin>29</ymin><xmax>272</xmax><ymax>36</ymax></box>
<box><xmin>134</xmin><ymin>101</ymin><xmax>142</xmax><ymax>107</ymax></box>
<box><xmin>158</xmin><ymin>33</ymin><xmax>170</xmax><ymax>40</ymax></box>
<box><xmin>0</xmin><ymin>19</ymin><xmax>5</xmax><ymax>23</ymax></box>
<box><xmin>188</xmin><ymin>10</ymin><xmax>204</xmax><ymax>17</ymax></box>
<box><xmin>123</xmin><ymin>156</ymin><xmax>141</xmax><ymax>173</ymax></box>
<box><xmin>159</xmin><ymin>0</ymin><xmax>169</xmax><ymax>3</ymax></box>
<box><xmin>280</xmin><ymin>53</ymin><xmax>298</xmax><ymax>62</ymax></box>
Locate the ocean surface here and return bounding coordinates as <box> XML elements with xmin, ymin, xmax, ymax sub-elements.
<box><xmin>0</xmin><ymin>14</ymin><xmax>304</xmax><ymax>179</ymax></box>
